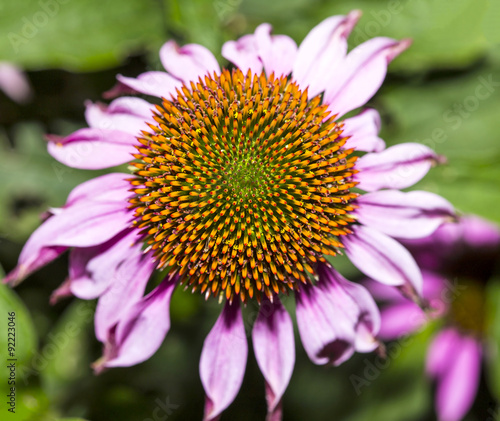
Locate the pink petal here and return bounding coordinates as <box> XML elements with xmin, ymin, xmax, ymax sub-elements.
<box><xmin>222</xmin><ymin>24</ymin><xmax>297</xmax><ymax>77</ymax></box>
<box><xmin>93</xmin><ymin>247</ymin><xmax>156</xmax><ymax>343</ymax></box>
<box><xmin>65</xmin><ymin>173</ymin><xmax>131</xmax><ymax>207</ymax></box>
<box><xmin>50</xmin><ymin>278</ymin><xmax>73</xmax><ymax>304</ymax></box>
<box><xmin>421</xmin><ymin>271</ymin><xmax>449</xmax><ymax>306</ymax></box>
<box><xmin>252</xmin><ymin>297</ymin><xmax>294</xmax><ymax>414</ymax></box>
<box><xmin>356</xmin><ymin>190</ymin><xmax>455</xmax><ymax>239</ymax></box>
<box><xmin>319</xmin><ymin>265</ymin><xmax>381</xmax><ymax>353</ymax></box>
<box><xmin>5</xmin><ymin>190</ymin><xmax>132</xmax><ymax>286</ymax></box>
<box><xmin>115</xmin><ymin>71</ymin><xmax>183</xmax><ymax>98</ymax></box>
<box><xmin>355</xmin><ymin>143</ymin><xmax>441</xmax><ymax>192</ymax></box>
<box><xmin>222</xmin><ymin>34</ymin><xmax>263</xmax><ymax>75</ymax></box>
<box><xmin>0</xmin><ymin>62</ymin><xmax>32</xmax><ymax>103</ymax></box>
<box><xmin>296</xmin><ymin>282</ymin><xmax>354</xmax><ymax>366</ymax></box>
<box><xmin>343</xmin><ymin>225</ymin><xmax>423</xmax><ymax>295</ymax></box>
<box><xmin>47</xmin><ymin>128</ymin><xmax>138</xmax><ymax>169</ymax></box>
<box><xmin>296</xmin><ymin>265</ymin><xmax>379</xmax><ymax>366</ymax></box>
<box><xmin>459</xmin><ymin>215</ymin><xmax>500</xmax><ymax>248</ymax></box>
<box><xmin>200</xmin><ymin>301</ymin><xmax>247</xmax><ymax>421</ymax></box>
<box><xmin>435</xmin><ymin>334</ymin><xmax>482</xmax><ymax>421</ymax></box>
<box><xmin>254</xmin><ymin>24</ymin><xmax>297</xmax><ymax>77</ymax></box>
<box><xmin>324</xmin><ymin>37</ymin><xmax>411</xmax><ymax>118</ymax></box>
<box><xmin>4</xmin><ymin>246</ymin><xmax>67</xmax><ymax>287</ymax></box>
<box><xmin>97</xmin><ymin>278</ymin><xmax>176</xmax><ymax>369</ymax></box>
<box><xmin>363</xmin><ymin>278</ymin><xmax>407</xmax><ymax>302</ymax></box>
<box><xmin>365</xmin><ymin>270</ymin><xmax>446</xmax><ymax>303</ymax></box>
<box><xmin>378</xmin><ymin>302</ymin><xmax>426</xmax><ymax>340</ymax></box>
<box><xmin>160</xmin><ymin>41</ymin><xmax>220</xmax><ymax>84</ymax></box>
<box><xmin>426</xmin><ymin>328</ymin><xmax>461</xmax><ymax>378</ymax></box>
<box><xmin>342</xmin><ymin>108</ymin><xmax>385</xmax><ymax>152</ymax></box>
<box><xmin>69</xmin><ymin>229</ymin><xmax>152</xmax><ymax>300</ymax></box>
<box><xmin>85</xmin><ymin>97</ymin><xmax>154</xmax><ymax>135</ymax></box>
<box><xmin>293</xmin><ymin>11</ymin><xmax>361</xmax><ymax>98</ymax></box>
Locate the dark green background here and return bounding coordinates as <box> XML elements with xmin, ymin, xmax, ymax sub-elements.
<box><xmin>1</xmin><ymin>0</ymin><xmax>500</xmax><ymax>420</ymax></box>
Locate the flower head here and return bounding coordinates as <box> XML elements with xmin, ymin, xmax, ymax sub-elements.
<box><xmin>130</xmin><ymin>68</ymin><xmax>358</xmax><ymax>302</ymax></box>
<box><xmin>369</xmin><ymin>216</ymin><xmax>500</xmax><ymax>421</ymax></box>
<box><xmin>4</xmin><ymin>11</ymin><xmax>455</xmax><ymax>420</ymax></box>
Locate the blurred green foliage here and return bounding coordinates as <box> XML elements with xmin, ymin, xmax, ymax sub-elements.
<box><xmin>1</xmin><ymin>0</ymin><xmax>500</xmax><ymax>420</ymax></box>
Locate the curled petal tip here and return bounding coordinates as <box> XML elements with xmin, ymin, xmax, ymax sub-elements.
<box><xmin>3</xmin><ymin>267</ymin><xmax>25</xmax><ymax>287</ymax></box>
<box><xmin>347</xmin><ymin>10</ymin><xmax>363</xmax><ymax>27</ymax></box>
<box><xmin>400</xmin><ymin>38</ymin><xmax>413</xmax><ymax>49</ymax></box>
<box><xmin>49</xmin><ymin>278</ymin><xmax>73</xmax><ymax>305</ymax></box>
<box><xmin>386</xmin><ymin>38</ymin><xmax>412</xmax><ymax>62</ymax></box>
<box><xmin>44</xmin><ymin>134</ymin><xmax>61</xmax><ymax>144</ymax></box>
<box><xmin>343</xmin><ymin>10</ymin><xmax>362</xmax><ymax>34</ymax></box>
<box><xmin>91</xmin><ymin>357</ymin><xmax>109</xmax><ymax>376</ymax></box>
<box><xmin>435</xmin><ymin>154</ymin><xmax>447</xmax><ymax>165</ymax></box>
<box><xmin>375</xmin><ymin>342</ymin><xmax>387</xmax><ymax>359</ymax></box>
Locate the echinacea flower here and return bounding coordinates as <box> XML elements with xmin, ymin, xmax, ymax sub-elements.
<box><xmin>4</xmin><ymin>11</ymin><xmax>456</xmax><ymax>420</ymax></box>
<box><xmin>368</xmin><ymin>216</ymin><xmax>500</xmax><ymax>421</ymax></box>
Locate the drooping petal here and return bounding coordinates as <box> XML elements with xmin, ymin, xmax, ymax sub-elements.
<box><xmin>4</xmin><ymin>185</ymin><xmax>132</xmax><ymax>286</ymax></box>
<box><xmin>49</xmin><ymin>278</ymin><xmax>73</xmax><ymax>304</ymax></box>
<box><xmin>85</xmin><ymin>97</ymin><xmax>154</xmax><ymax>135</ymax></box>
<box><xmin>68</xmin><ymin>229</ymin><xmax>152</xmax><ymax>300</ymax></box>
<box><xmin>222</xmin><ymin>24</ymin><xmax>297</xmax><ymax>77</ymax></box>
<box><xmin>0</xmin><ymin>62</ymin><xmax>32</xmax><ymax>103</ymax></box>
<box><xmin>324</xmin><ymin>37</ymin><xmax>411</xmax><ymax>117</ymax></box>
<box><xmin>459</xmin><ymin>215</ymin><xmax>500</xmax><ymax>248</ymax></box>
<box><xmin>355</xmin><ymin>143</ymin><xmax>441</xmax><ymax>192</ymax></box>
<box><xmin>47</xmin><ymin>128</ymin><xmax>138</xmax><ymax>169</ymax></box>
<box><xmin>93</xmin><ymin>248</ymin><xmax>156</xmax><ymax>342</ymax></box>
<box><xmin>252</xmin><ymin>297</ymin><xmax>295</xmax><ymax>415</ymax></box>
<box><xmin>356</xmin><ymin>190</ymin><xmax>455</xmax><ymax>239</ymax></box>
<box><xmin>426</xmin><ymin>328</ymin><xmax>460</xmax><ymax>378</ymax></box>
<box><xmin>296</xmin><ymin>265</ymin><xmax>379</xmax><ymax>366</ymax></box>
<box><xmin>343</xmin><ymin>225</ymin><xmax>423</xmax><ymax>295</ymax></box>
<box><xmin>434</xmin><ymin>334</ymin><xmax>482</xmax><ymax>421</ymax></box>
<box><xmin>378</xmin><ymin>302</ymin><xmax>426</xmax><ymax>340</ymax></box>
<box><xmin>319</xmin><ymin>265</ymin><xmax>381</xmax><ymax>353</ymax></box>
<box><xmin>366</xmin><ymin>271</ymin><xmax>446</xmax><ymax>305</ymax></box>
<box><xmin>341</xmin><ymin>108</ymin><xmax>385</xmax><ymax>152</ymax></box>
<box><xmin>293</xmin><ymin>11</ymin><xmax>361</xmax><ymax>98</ymax></box>
<box><xmin>96</xmin><ymin>277</ymin><xmax>176</xmax><ymax>370</ymax></box>
<box><xmin>296</xmin><ymin>280</ymin><xmax>355</xmax><ymax>366</ymax></box>
<box><xmin>200</xmin><ymin>301</ymin><xmax>247</xmax><ymax>421</ymax></box>
<box><xmin>160</xmin><ymin>41</ymin><xmax>221</xmax><ymax>84</ymax></box>
<box><xmin>114</xmin><ymin>71</ymin><xmax>183</xmax><ymax>98</ymax></box>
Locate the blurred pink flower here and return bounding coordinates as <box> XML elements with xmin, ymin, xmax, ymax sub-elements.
<box><xmin>368</xmin><ymin>216</ymin><xmax>500</xmax><ymax>421</ymax></box>
<box><xmin>0</xmin><ymin>62</ymin><xmax>32</xmax><ymax>103</ymax></box>
<box><xmin>4</xmin><ymin>11</ymin><xmax>455</xmax><ymax>420</ymax></box>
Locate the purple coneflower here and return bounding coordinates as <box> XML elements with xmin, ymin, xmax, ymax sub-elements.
<box><xmin>369</xmin><ymin>216</ymin><xmax>500</xmax><ymax>421</ymax></box>
<box><xmin>4</xmin><ymin>11</ymin><xmax>455</xmax><ymax>420</ymax></box>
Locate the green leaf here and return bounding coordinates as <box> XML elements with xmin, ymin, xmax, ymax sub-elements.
<box><xmin>0</xmin><ymin>0</ymin><xmax>165</xmax><ymax>71</ymax></box>
<box><xmin>38</xmin><ymin>301</ymin><xmax>94</xmax><ymax>402</ymax></box>
<box><xmin>0</xmin><ymin>283</ymin><xmax>37</xmax><ymax>365</ymax></box>
<box><xmin>380</xmin><ymin>64</ymin><xmax>500</xmax><ymax>224</ymax></box>
<box><xmin>0</xmin><ymin>283</ymin><xmax>50</xmax><ymax>420</ymax></box>
<box><xmin>0</xmin><ymin>123</ymin><xmax>104</xmax><ymax>242</ymax></box>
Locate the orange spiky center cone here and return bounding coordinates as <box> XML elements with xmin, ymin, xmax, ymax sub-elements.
<box><xmin>129</xmin><ymin>69</ymin><xmax>359</xmax><ymax>303</ymax></box>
